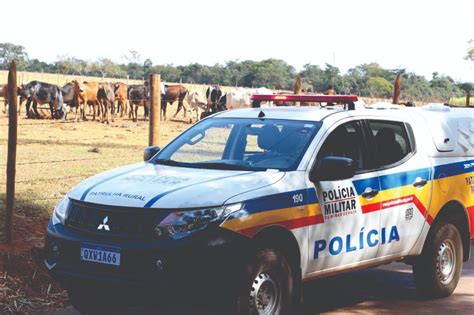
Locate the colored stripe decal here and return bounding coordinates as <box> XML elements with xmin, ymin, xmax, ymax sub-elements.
<box><xmin>237</xmin><ymin>213</ymin><xmax>324</xmax><ymax>237</ymax></box>
<box><xmin>361</xmin><ymin>194</ymin><xmax>433</xmax><ymax>224</ymax></box>
<box><xmin>467</xmin><ymin>205</ymin><xmax>474</xmax><ymax>238</ymax></box>
<box><xmin>243</xmin><ymin>188</ymin><xmax>318</xmax><ymax>214</ymax></box>
<box><xmin>433</xmin><ymin>159</ymin><xmax>474</xmax><ymax>178</ymax></box>
<box><xmin>80</xmin><ymin>165</ymin><xmax>143</xmax><ymax>201</ymax></box>
<box><xmin>353</xmin><ymin>159</ymin><xmax>474</xmax><ymax>196</ymax></box>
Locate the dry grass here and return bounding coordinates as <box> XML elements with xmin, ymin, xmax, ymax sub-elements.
<box><xmin>0</xmin><ymin>106</ymin><xmax>190</xmax><ymax>228</ymax></box>
<box><xmin>0</xmin><ymin>102</ymin><xmax>191</xmax><ymax>313</ymax></box>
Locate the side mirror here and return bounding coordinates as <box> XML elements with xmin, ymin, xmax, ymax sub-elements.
<box><xmin>144</xmin><ymin>146</ymin><xmax>161</xmax><ymax>161</ymax></box>
<box><xmin>310</xmin><ymin>156</ymin><xmax>356</xmax><ymax>182</ymax></box>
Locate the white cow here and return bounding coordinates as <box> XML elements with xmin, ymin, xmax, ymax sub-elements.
<box><xmin>250</xmin><ymin>87</ymin><xmax>274</xmax><ymax>107</ymax></box>
<box><xmin>225</xmin><ymin>88</ymin><xmax>251</xmax><ymax>109</ymax></box>
<box><xmin>225</xmin><ymin>87</ymin><xmax>274</xmax><ymax>110</ymax></box>
<box><xmin>187</xmin><ymin>91</ymin><xmax>208</xmax><ymax>122</ymax></box>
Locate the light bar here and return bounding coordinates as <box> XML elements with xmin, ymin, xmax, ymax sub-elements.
<box><xmin>251</xmin><ymin>94</ymin><xmax>358</xmax><ymax>102</ymax></box>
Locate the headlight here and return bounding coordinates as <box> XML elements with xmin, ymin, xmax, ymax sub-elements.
<box><xmin>155</xmin><ymin>203</ymin><xmax>242</xmax><ymax>239</ymax></box>
<box><xmin>52</xmin><ymin>196</ymin><xmax>71</xmax><ymax>225</ymax></box>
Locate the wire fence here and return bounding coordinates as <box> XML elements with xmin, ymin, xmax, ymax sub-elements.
<box><xmin>0</xmin><ymin>154</ymin><xmax>139</xmax><ymax>167</ymax></box>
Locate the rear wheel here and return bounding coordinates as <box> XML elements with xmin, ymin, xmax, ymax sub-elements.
<box><xmin>236</xmin><ymin>248</ymin><xmax>296</xmax><ymax>315</ymax></box>
<box><xmin>413</xmin><ymin>223</ymin><xmax>463</xmax><ymax>298</ymax></box>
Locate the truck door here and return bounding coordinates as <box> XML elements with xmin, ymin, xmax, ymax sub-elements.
<box><xmin>306</xmin><ymin>120</ymin><xmax>381</xmax><ymax>274</ymax></box>
<box><xmin>365</xmin><ymin>120</ymin><xmax>433</xmax><ymax>258</ymax></box>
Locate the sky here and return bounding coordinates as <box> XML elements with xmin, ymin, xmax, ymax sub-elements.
<box><xmin>2</xmin><ymin>0</ymin><xmax>473</xmax><ymax>82</ymax></box>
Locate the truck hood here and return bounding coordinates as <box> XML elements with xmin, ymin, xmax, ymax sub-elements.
<box><xmin>67</xmin><ymin>162</ymin><xmax>285</xmax><ymax>208</ymax></box>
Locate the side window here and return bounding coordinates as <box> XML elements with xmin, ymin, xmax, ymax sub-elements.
<box><xmin>317</xmin><ymin>121</ymin><xmax>366</xmax><ymax>171</ymax></box>
<box><xmin>367</xmin><ymin>120</ymin><xmax>412</xmax><ymax>167</ymax></box>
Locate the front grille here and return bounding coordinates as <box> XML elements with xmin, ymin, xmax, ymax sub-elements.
<box><xmin>66</xmin><ymin>201</ymin><xmax>169</xmax><ymax>240</ymax></box>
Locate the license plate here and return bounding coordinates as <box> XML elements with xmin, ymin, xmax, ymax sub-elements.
<box><xmin>80</xmin><ymin>243</ymin><xmax>121</xmax><ymax>266</ymax></box>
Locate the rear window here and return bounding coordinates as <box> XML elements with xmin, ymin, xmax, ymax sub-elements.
<box><xmin>368</xmin><ymin>120</ymin><xmax>412</xmax><ymax>167</ymax></box>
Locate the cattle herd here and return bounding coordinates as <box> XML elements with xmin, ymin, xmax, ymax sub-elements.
<box><xmin>0</xmin><ymin>80</ymin><xmax>280</xmax><ymax>123</ymax></box>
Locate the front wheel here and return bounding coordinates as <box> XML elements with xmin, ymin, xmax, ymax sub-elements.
<box><xmin>236</xmin><ymin>248</ymin><xmax>296</xmax><ymax>315</ymax></box>
<box><xmin>413</xmin><ymin>222</ymin><xmax>463</xmax><ymax>298</ymax></box>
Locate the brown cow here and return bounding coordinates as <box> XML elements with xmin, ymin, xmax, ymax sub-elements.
<box><xmin>322</xmin><ymin>89</ymin><xmax>337</xmax><ymax>95</ymax></box>
<box><xmin>2</xmin><ymin>84</ymin><xmax>30</xmax><ymax>115</ymax></box>
<box><xmin>78</xmin><ymin>81</ymin><xmax>101</xmax><ymax>121</ymax></box>
<box><xmin>97</xmin><ymin>82</ymin><xmax>115</xmax><ymax>124</ymax></box>
<box><xmin>79</xmin><ymin>81</ymin><xmax>115</xmax><ymax>123</ymax></box>
<box><xmin>113</xmin><ymin>82</ymin><xmax>128</xmax><ymax>118</ymax></box>
<box><xmin>0</xmin><ymin>84</ymin><xmax>8</xmax><ymax>114</ymax></box>
<box><xmin>161</xmin><ymin>84</ymin><xmax>188</xmax><ymax>120</ymax></box>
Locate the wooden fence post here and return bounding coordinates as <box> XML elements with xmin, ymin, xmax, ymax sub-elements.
<box><xmin>5</xmin><ymin>61</ymin><xmax>18</xmax><ymax>244</ymax></box>
<box><xmin>149</xmin><ymin>74</ymin><xmax>161</xmax><ymax>146</ymax></box>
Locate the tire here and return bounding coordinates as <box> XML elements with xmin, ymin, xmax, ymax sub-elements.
<box><xmin>235</xmin><ymin>248</ymin><xmax>296</xmax><ymax>315</ymax></box>
<box><xmin>413</xmin><ymin>222</ymin><xmax>463</xmax><ymax>298</ymax></box>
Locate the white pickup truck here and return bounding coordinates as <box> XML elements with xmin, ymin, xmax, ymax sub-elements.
<box><xmin>45</xmin><ymin>95</ymin><xmax>474</xmax><ymax>314</ymax></box>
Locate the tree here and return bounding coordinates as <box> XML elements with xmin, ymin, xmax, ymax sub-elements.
<box><xmin>151</xmin><ymin>64</ymin><xmax>182</xmax><ymax>82</ymax></box>
<box><xmin>0</xmin><ymin>42</ymin><xmax>29</xmax><ymax>70</ymax></box>
<box><xmin>430</xmin><ymin>75</ymin><xmax>461</xmax><ymax>101</ymax></box>
<box><xmin>458</xmin><ymin>82</ymin><xmax>472</xmax><ymax>106</ymax></box>
<box><xmin>367</xmin><ymin>77</ymin><xmax>393</xmax><ymax>98</ymax></box>
<box><xmin>56</xmin><ymin>55</ymin><xmax>87</xmax><ymax>75</ymax></box>
<box><xmin>91</xmin><ymin>58</ymin><xmax>127</xmax><ymax>78</ymax></box>
<box><xmin>299</xmin><ymin>64</ymin><xmax>325</xmax><ymax>92</ymax></box>
<box><xmin>466</xmin><ymin>40</ymin><xmax>473</xmax><ymax>61</ymax></box>
<box><xmin>249</xmin><ymin>59</ymin><xmax>295</xmax><ymax>89</ymax></box>
<box><xmin>26</xmin><ymin>59</ymin><xmax>56</xmax><ymax>73</ymax></box>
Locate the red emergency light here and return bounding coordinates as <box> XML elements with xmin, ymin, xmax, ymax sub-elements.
<box><xmin>250</xmin><ymin>94</ymin><xmax>358</xmax><ymax>102</ymax></box>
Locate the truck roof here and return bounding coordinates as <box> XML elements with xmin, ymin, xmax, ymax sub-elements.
<box><xmin>214</xmin><ymin>103</ymin><xmax>474</xmax><ymax>157</ymax></box>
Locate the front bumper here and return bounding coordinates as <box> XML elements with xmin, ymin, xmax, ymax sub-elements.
<box><xmin>44</xmin><ymin>219</ymin><xmax>251</xmax><ymax>295</ymax></box>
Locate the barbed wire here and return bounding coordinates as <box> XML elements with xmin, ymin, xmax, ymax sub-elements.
<box><xmin>0</xmin><ymin>173</ymin><xmax>100</xmax><ymax>185</ymax></box>
<box><xmin>0</xmin><ymin>118</ymin><xmax>153</xmax><ymax>127</ymax></box>
<box><xmin>15</xmin><ymin>197</ymin><xmax>63</xmax><ymax>204</ymax></box>
<box><xmin>0</xmin><ymin>154</ymin><xmax>139</xmax><ymax>167</ymax></box>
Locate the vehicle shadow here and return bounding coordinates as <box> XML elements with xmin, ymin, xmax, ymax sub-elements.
<box><xmin>301</xmin><ymin>267</ymin><xmax>418</xmax><ymax>314</ymax></box>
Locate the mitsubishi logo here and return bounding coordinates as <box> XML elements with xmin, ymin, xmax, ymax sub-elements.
<box><xmin>97</xmin><ymin>216</ymin><xmax>110</xmax><ymax>231</ymax></box>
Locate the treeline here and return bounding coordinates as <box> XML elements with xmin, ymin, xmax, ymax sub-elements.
<box><xmin>1</xmin><ymin>43</ymin><xmax>471</xmax><ymax>101</ymax></box>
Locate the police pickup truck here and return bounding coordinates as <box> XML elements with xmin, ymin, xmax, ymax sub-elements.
<box><xmin>45</xmin><ymin>94</ymin><xmax>474</xmax><ymax>314</ymax></box>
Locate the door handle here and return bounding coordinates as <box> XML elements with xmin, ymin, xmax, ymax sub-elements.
<box><xmin>362</xmin><ymin>188</ymin><xmax>379</xmax><ymax>199</ymax></box>
<box><xmin>413</xmin><ymin>177</ymin><xmax>428</xmax><ymax>188</ymax></box>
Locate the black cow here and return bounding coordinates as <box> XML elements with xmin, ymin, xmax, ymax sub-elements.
<box><xmin>128</xmin><ymin>84</ymin><xmax>150</xmax><ymax>121</ymax></box>
<box><xmin>206</xmin><ymin>85</ymin><xmax>227</xmax><ymax>113</ymax></box>
<box><xmin>21</xmin><ymin>81</ymin><xmax>65</xmax><ymax>119</ymax></box>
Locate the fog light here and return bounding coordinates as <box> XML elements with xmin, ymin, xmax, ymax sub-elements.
<box><xmin>156</xmin><ymin>259</ymin><xmax>164</xmax><ymax>271</ymax></box>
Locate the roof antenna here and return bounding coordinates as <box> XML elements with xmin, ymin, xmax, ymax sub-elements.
<box><xmin>258</xmin><ymin>110</ymin><xmax>265</xmax><ymax>119</ymax></box>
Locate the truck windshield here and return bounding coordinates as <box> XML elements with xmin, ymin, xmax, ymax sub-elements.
<box><xmin>152</xmin><ymin>118</ymin><xmax>322</xmax><ymax>171</ymax></box>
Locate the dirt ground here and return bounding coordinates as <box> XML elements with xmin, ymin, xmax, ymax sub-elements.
<box><xmin>0</xmin><ymin>105</ymin><xmax>190</xmax><ymax>314</ymax></box>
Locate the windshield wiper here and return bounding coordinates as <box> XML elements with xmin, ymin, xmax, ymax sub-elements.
<box><xmin>189</xmin><ymin>161</ymin><xmax>266</xmax><ymax>171</ymax></box>
<box><xmin>154</xmin><ymin>159</ymin><xmax>183</xmax><ymax>166</ymax></box>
